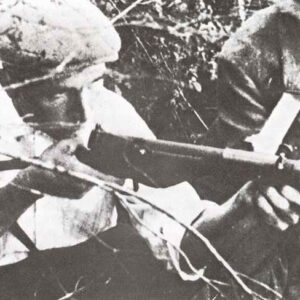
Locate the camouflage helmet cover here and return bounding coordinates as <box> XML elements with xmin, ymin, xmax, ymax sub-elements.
<box><xmin>0</xmin><ymin>0</ymin><xmax>121</xmax><ymax>85</ymax></box>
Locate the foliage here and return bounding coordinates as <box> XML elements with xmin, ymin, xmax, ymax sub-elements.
<box><xmin>96</xmin><ymin>0</ymin><xmax>273</xmax><ymax>142</ymax></box>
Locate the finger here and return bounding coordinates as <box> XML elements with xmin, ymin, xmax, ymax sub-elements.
<box><xmin>280</xmin><ymin>185</ymin><xmax>300</xmax><ymax>209</ymax></box>
<box><xmin>262</xmin><ymin>186</ymin><xmax>299</xmax><ymax>225</ymax></box>
<box><xmin>262</xmin><ymin>186</ymin><xmax>289</xmax><ymax>210</ymax></box>
<box><xmin>255</xmin><ymin>195</ymin><xmax>289</xmax><ymax>231</ymax></box>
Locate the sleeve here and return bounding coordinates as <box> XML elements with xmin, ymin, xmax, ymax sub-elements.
<box><xmin>192</xmin><ymin>8</ymin><xmax>284</xmax><ymax>202</ymax></box>
<box><xmin>200</xmin><ymin>8</ymin><xmax>283</xmax><ymax>149</ymax></box>
<box><xmin>203</xmin><ymin>58</ymin><xmax>267</xmax><ymax>148</ymax></box>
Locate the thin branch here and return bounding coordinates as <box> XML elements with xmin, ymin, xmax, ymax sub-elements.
<box><xmin>111</xmin><ymin>0</ymin><xmax>146</xmax><ymax>24</ymax></box>
<box><xmin>2</xmin><ymin>58</ymin><xmax>92</xmax><ymax>91</ymax></box>
<box><xmin>79</xmin><ymin>226</ymin><xmax>120</xmax><ymax>254</ymax></box>
<box><xmin>177</xmin><ymin>88</ymin><xmax>209</xmax><ymax>131</ymax></box>
<box><xmin>238</xmin><ymin>272</ymin><xmax>283</xmax><ymax>299</ymax></box>
<box><xmin>56</xmin><ymin>277</ymin><xmax>90</xmax><ymax>300</ymax></box>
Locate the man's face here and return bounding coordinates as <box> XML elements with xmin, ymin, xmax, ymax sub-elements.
<box><xmin>6</xmin><ymin>63</ymin><xmax>106</xmax><ymax>140</ymax></box>
<box><xmin>8</xmin><ymin>79</ymin><xmax>86</xmax><ymax>139</ymax></box>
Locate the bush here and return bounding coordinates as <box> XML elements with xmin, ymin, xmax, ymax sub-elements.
<box><xmin>96</xmin><ymin>0</ymin><xmax>272</xmax><ymax>142</ymax></box>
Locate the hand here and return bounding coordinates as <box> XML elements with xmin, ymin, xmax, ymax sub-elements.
<box><xmin>236</xmin><ymin>180</ymin><xmax>300</xmax><ymax>231</ymax></box>
<box><xmin>14</xmin><ymin>138</ymin><xmax>121</xmax><ymax>199</ymax></box>
<box><xmin>12</xmin><ymin>139</ymin><xmax>91</xmax><ymax>198</ymax></box>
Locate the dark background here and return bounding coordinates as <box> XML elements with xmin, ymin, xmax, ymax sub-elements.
<box><xmin>96</xmin><ymin>0</ymin><xmax>273</xmax><ymax>142</ymax></box>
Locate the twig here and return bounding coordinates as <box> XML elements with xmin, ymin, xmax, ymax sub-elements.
<box><xmin>2</xmin><ymin>59</ymin><xmax>92</xmax><ymax>91</ymax></box>
<box><xmin>79</xmin><ymin>226</ymin><xmax>120</xmax><ymax>254</ymax></box>
<box><xmin>238</xmin><ymin>272</ymin><xmax>283</xmax><ymax>299</ymax></box>
<box><xmin>111</xmin><ymin>0</ymin><xmax>145</xmax><ymax>24</ymax></box>
<box><xmin>177</xmin><ymin>88</ymin><xmax>209</xmax><ymax>131</ymax></box>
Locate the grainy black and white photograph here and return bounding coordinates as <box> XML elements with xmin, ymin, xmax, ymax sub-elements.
<box><xmin>0</xmin><ymin>0</ymin><xmax>299</xmax><ymax>299</ymax></box>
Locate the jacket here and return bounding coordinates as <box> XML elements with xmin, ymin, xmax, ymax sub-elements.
<box><xmin>193</xmin><ymin>1</ymin><xmax>300</xmax><ymax>298</ymax></box>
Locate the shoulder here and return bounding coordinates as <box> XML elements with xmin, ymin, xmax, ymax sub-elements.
<box><xmin>233</xmin><ymin>5</ymin><xmax>279</xmax><ymax>38</ymax></box>
<box><xmin>217</xmin><ymin>5</ymin><xmax>287</xmax><ymax>91</ymax></box>
<box><xmin>220</xmin><ymin>1</ymin><xmax>300</xmax><ymax>62</ymax></box>
<box><xmin>82</xmin><ymin>83</ymin><xmax>156</xmax><ymax>139</ymax></box>
<box><xmin>220</xmin><ymin>6</ymin><xmax>280</xmax><ymax>63</ymax></box>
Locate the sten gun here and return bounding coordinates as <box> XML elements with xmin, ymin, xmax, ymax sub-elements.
<box><xmin>2</xmin><ymin>126</ymin><xmax>298</xmax><ymax>192</ymax></box>
<box><xmin>75</xmin><ymin>126</ymin><xmax>300</xmax><ymax>189</ymax></box>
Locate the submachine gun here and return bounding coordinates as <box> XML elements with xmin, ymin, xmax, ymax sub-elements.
<box><xmin>75</xmin><ymin>125</ymin><xmax>300</xmax><ymax>189</ymax></box>
<box><xmin>1</xmin><ymin>125</ymin><xmax>298</xmax><ymax>190</ymax></box>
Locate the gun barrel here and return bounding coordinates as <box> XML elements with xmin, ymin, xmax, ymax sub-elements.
<box><xmin>107</xmin><ymin>133</ymin><xmax>281</xmax><ymax>168</ymax></box>
<box><xmin>90</xmin><ymin>131</ymin><xmax>300</xmax><ymax>176</ymax></box>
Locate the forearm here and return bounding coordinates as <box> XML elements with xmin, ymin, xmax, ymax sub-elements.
<box><xmin>181</xmin><ymin>195</ymin><xmax>243</xmax><ymax>265</ymax></box>
<box><xmin>0</xmin><ymin>163</ymin><xmax>87</xmax><ymax>237</ymax></box>
<box><xmin>0</xmin><ymin>171</ymin><xmax>42</xmax><ymax>236</ymax></box>
<box><xmin>180</xmin><ymin>193</ymin><xmax>282</xmax><ymax>275</ymax></box>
